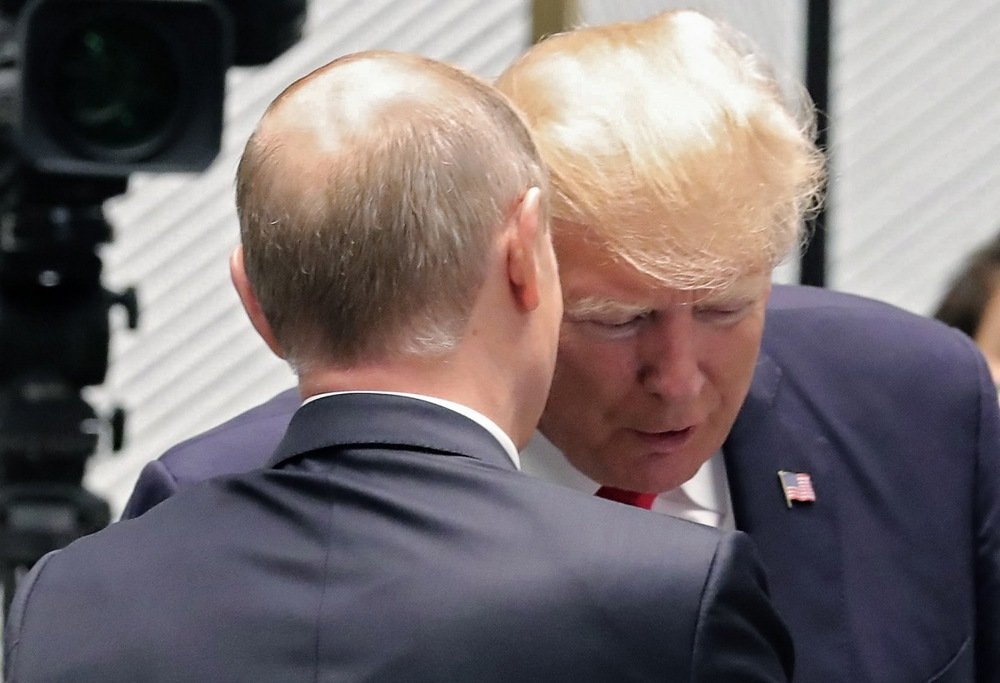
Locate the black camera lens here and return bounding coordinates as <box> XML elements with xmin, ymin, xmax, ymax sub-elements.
<box><xmin>52</xmin><ymin>18</ymin><xmax>181</xmax><ymax>157</ymax></box>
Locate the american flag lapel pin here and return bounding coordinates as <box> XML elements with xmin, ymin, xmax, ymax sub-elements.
<box><xmin>777</xmin><ymin>470</ymin><xmax>816</xmax><ymax>508</ymax></box>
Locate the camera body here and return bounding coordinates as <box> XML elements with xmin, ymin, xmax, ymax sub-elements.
<box><xmin>10</xmin><ymin>0</ymin><xmax>307</xmax><ymax>176</ymax></box>
<box><xmin>15</xmin><ymin>0</ymin><xmax>231</xmax><ymax>176</ymax></box>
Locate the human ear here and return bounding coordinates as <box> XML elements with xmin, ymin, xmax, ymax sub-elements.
<box><xmin>229</xmin><ymin>246</ymin><xmax>285</xmax><ymax>358</ymax></box>
<box><xmin>505</xmin><ymin>186</ymin><xmax>543</xmax><ymax>312</ymax></box>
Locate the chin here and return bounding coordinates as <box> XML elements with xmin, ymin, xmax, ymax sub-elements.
<box><xmin>629</xmin><ymin>458</ymin><xmax>705</xmax><ymax>493</ymax></box>
<box><xmin>636</xmin><ymin>474</ymin><xmax>687</xmax><ymax>494</ymax></box>
<box><xmin>595</xmin><ymin>468</ymin><xmax>678</xmax><ymax>494</ymax></box>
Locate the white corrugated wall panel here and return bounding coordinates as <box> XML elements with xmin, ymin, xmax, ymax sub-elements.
<box><xmin>829</xmin><ymin>0</ymin><xmax>1000</xmax><ymax>315</ymax></box>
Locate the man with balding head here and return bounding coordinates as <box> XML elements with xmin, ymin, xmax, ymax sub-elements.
<box><xmin>4</xmin><ymin>50</ymin><xmax>793</xmax><ymax>682</ymax></box>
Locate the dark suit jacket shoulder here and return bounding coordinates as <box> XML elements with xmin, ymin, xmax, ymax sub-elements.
<box><xmin>7</xmin><ymin>394</ymin><xmax>792</xmax><ymax>682</ymax></box>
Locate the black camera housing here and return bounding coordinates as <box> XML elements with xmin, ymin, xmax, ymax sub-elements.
<box><xmin>15</xmin><ymin>0</ymin><xmax>231</xmax><ymax>176</ymax></box>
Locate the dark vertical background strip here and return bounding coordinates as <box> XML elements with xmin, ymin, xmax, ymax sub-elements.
<box><xmin>531</xmin><ymin>0</ymin><xmax>576</xmax><ymax>44</ymax></box>
<box><xmin>801</xmin><ymin>0</ymin><xmax>832</xmax><ymax>287</ymax></box>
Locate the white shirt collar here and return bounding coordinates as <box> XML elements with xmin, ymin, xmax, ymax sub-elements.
<box><xmin>521</xmin><ymin>431</ymin><xmax>732</xmax><ymax>529</ymax></box>
<box><xmin>303</xmin><ymin>391</ymin><xmax>521</xmax><ymax>469</ymax></box>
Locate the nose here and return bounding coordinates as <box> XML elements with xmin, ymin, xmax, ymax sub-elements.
<box><xmin>636</xmin><ymin>311</ymin><xmax>705</xmax><ymax>400</ymax></box>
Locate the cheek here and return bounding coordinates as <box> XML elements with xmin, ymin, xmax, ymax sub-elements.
<box><xmin>541</xmin><ymin>337</ymin><xmax>630</xmax><ymax>452</ymax></box>
<box><xmin>550</xmin><ymin>331</ymin><xmax>635</xmax><ymax>399</ymax></box>
<box><xmin>702</xmin><ymin>321</ymin><xmax>763</xmax><ymax>404</ymax></box>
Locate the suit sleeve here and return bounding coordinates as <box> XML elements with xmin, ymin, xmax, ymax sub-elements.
<box><xmin>691</xmin><ymin>531</ymin><xmax>794</xmax><ymax>682</ymax></box>
<box><xmin>120</xmin><ymin>388</ymin><xmax>300</xmax><ymax>521</ymax></box>
<box><xmin>3</xmin><ymin>551</ymin><xmax>55</xmax><ymax>682</ymax></box>
<box><xmin>973</xmin><ymin>351</ymin><xmax>1000</xmax><ymax>681</ymax></box>
<box><xmin>120</xmin><ymin>459</ymin><xmax>180</xmax><ymax>520</ymax></box>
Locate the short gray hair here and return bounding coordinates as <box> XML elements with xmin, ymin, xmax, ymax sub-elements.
<box><xmin>236</xmin><ymin>51</ymin><xmax>548</xmax><ymax>370</ymax></box>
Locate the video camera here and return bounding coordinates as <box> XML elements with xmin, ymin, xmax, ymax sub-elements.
<box><xmin>0</xmin><ymin>0</ymin><xmax>306</xmax><ymax>613</ymax></box>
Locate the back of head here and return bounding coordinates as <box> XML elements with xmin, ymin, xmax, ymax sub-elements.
<box><xmin>236</xmin><ymin>51</ymin><xmax>547</xmax><ymax>369</ymax></box>
<box><xmin>934</xmin><ymin>232</ymin><xmax>1000</xmax><ymax>337</ymax></box>
<box><xmin>496</xmin><ymin>10</ymin><xmax>825</xmax><ymax>289</ymax></box>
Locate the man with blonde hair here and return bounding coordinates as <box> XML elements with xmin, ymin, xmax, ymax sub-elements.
<box><xmin>5</xmin><ymin>50</ymin><xmax>794</xmax><ymax>681</ymax></box>
<box><xmin>502</xmin><ymin>11</ymin><xmax>1000</xmax><ymax>682</ymax></box>
<box><xmin>123</xmin><ymin>10</ymin><xmax>1000</xmax><ymax>682</ymax></box>
<box><xmin>495</xmin><ymin>10</ymin><xmax>825</xmax><ymax>497</ymax></box>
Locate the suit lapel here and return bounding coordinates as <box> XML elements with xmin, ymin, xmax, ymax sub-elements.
<box><xmin>267</xmin><ymin>393</ymin><xmax>517</xmax><ymax>473</ymax></box>
<box><xmin>724</xmin><ymin>351</ymin><xmax>857</xmax><ymax>680</ymax></box>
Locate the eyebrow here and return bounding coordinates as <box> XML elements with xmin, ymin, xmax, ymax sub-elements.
<box><xmin>563</xmin><ymin>296</ymin><xmax>653</xmax><ymax>319</ymax></box>
<box><xmin>694</xmin><ymin>290</ymin><xmax>761</xmax><ymax>306</ymax></box>
<box><xmin>564</xmin><ymin>286</ymin><xmax>766</xmax><ymax>319</ymax></box>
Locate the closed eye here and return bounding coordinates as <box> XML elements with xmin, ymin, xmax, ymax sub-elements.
<box><xmin>570</xmin><ymin>311</ymin><xmax>653</xmax><ymax>338</ymax></box>
<box><xmin>693</xmin><ymin>302</ymin><xmax>754</xmax><ymax>325</ymax></box>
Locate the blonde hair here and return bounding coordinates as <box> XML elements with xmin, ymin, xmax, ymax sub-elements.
<box><xmin>236</xmin><ymin>51</ymin><xmax>547</xmax><ymax>369</ymax></box>
<box><xmin>495</xmin><ymin>10</ymin><xmax>825</xmax><ymax>289</ymax></box>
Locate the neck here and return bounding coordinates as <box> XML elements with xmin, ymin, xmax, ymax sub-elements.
<box><xmin>297</xmin><ymin>347</ymin><xmax>529</xmax><ymax>447</ymax></box>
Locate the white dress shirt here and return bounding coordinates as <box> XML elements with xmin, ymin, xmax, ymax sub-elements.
<box><xmin>521</xmin><ymin>432</ymin><xmax>734</xmax><ymax>530</ymax></box>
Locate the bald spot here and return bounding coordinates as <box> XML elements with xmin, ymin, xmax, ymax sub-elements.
<box><xmin>256</xmin><ymin>55</ymin><xmax>452</xmax><ymax>172</ymax></box>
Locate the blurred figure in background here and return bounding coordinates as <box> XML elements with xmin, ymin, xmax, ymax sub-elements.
<box><xmin>934</xmin><ymin>230</ymin><xmax>1000</xmax><ymax>386</ymax></box>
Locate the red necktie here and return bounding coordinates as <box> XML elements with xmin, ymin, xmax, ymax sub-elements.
<box><xmin>594</xmin><ymin>486</ymin><xmax>657</xmax><ymax>510</ymax></box>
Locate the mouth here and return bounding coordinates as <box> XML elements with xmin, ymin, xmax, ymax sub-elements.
<box><xmin>628</xmin><ymin>427</ymin><xmax>695</xmax><ymax>453</ymax></box>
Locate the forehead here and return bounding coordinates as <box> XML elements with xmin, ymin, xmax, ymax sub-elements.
<box><xmin>555</xmin><ymin>233</ymin><xmax>771</xmax><ymax>306</ymax></box>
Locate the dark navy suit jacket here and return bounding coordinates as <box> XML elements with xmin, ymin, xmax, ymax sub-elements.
<box><xmin>5</xmin><ymin>394</ymin><xmax>792</xmax><ymax>682</ymax></box>
<box><xmin>120</xmin><ymin>285</ymin><xmax>1000</xmax><ymax>681</ymax></box>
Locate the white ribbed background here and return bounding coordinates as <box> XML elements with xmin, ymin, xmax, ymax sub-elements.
<box><xmin>83</xmin><ymin>0</ymin><xmax>1000</xmax><ymax>515</ymax></box>
<box><xmin>831</xmin><ymin>1</ymin><xmax>1000</xmax><ymax>311</ymax></box>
